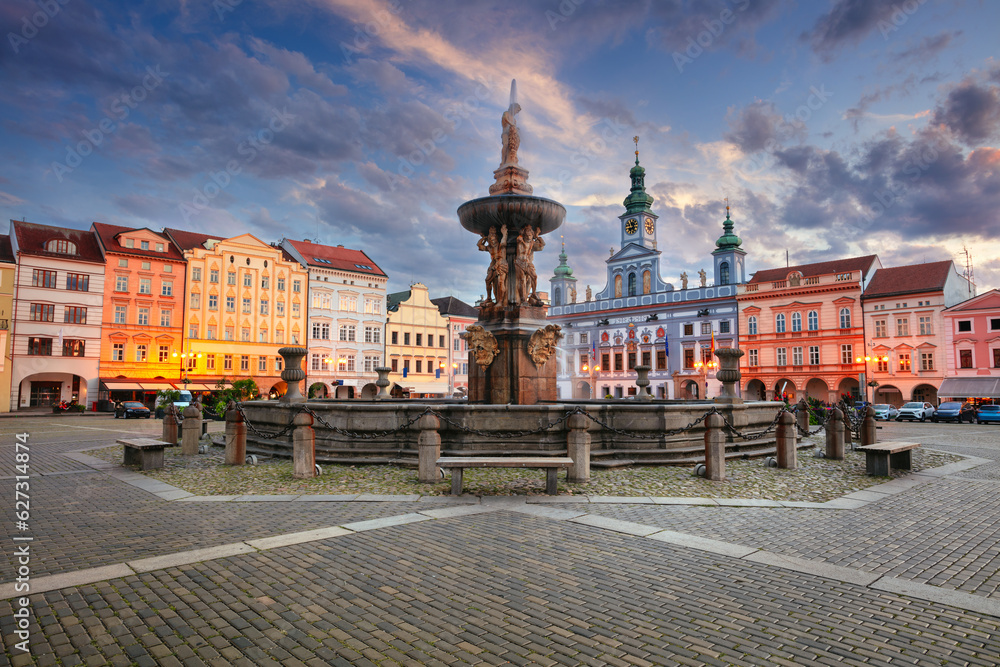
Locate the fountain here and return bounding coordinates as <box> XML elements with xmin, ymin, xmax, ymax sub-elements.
<box><xmin>239</xmin><ymin>83</ymin><xmax>787</xmax><ymax>469</ymax></box>
<box><xmin>459</xmin><ymin>80</ymin><xmax>566</xmax><ymax>404</ymax></box>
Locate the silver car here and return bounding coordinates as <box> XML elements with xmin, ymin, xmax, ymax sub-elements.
<box><xmin>873</xmin><ymin>404</ymin><xmax>899</xmax><ymax>421</ymax></box>
<box><xmin>896</xmin><ymin>401</ymin><xmax>936</xmax><ymax>422</ymax></box>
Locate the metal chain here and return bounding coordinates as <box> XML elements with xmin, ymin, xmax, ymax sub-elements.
<box><xmin>578</xmin><ymin>408</ymin><xmax>714</xmax><ymax>440</ymax></box>
<box><xmin>234</xmin><ymin>402</ymin><xmax>306</xmax><ymax>440</ymax></box>
<box><xmin>304</xmin><ymin>406</ymin><xmax>433</xmax><ymax>440</ymax></box>
<box><xmin>716</xmin><ymin>408</ymin><xmax>786</xmax><ymax>441</ymax></box>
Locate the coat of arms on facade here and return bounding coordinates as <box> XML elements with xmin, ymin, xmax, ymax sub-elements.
<box><xmin>527</xmin><ymin>324</ymin><xmax>563</xmax><ymax>367</ymax></box>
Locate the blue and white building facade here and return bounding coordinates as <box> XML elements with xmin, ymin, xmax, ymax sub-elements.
<box><xmin>547</xmin><ymin>154</ymin><xmax>747</xmax><ymax>400</ymax></box>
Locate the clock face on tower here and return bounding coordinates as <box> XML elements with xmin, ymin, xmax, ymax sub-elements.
<box><xmin>644</xmin><ymin>217</ymin><xmax>654</xmax><ymax>234</ymax></box>
<box><xmin>625</xmin><ymin>218</ymin><xmax>638</xmax><ymax>235</ymax></box>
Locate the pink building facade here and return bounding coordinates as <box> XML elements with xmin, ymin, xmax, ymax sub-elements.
<box><xmin>940</xmin><ymin>289</ymin><xmax>1000</xmax><ymax>402</ymax></box>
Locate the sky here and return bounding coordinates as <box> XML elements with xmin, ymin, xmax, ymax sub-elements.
<box><xmin>2</xmin><ymin>0</ymin><xmax>999</xmax><ymax>303</ymax></box>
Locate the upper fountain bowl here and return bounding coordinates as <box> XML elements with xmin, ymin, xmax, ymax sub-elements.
<box><xmin>458</xmin><ymin>194</ymin><xmax>566</xmax><ymax>237</ymax></box>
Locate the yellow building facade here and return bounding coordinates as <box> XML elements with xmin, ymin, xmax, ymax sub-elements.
<box><xmin>0</xmin><ymin>235</ymin><xmax>15</xmax><ymax>412</ymax></box>
<box><xmin>386</xmin><ymin>283</ymin><xmax>450</xmax><ymax>397</ymax></box>
<box><xmin>166</xmin><ymin>230</ymin><xmax>308</xmax><ymax>398</ymax></box>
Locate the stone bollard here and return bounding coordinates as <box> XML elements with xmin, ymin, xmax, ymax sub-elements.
<box><xmin>417</xmin><ymin>413</ymin><xmax>442</xmax><ymax>483</ymax></box>
<box><xmin>224</xmin><ymin>400</ymin><xmax>246</xmax><ymax>466</ymax></box>
<box><xmin>566</xmin><ymin>412</ymin><xmax>591</xmax><ymax>483</ymax></box>
<box><xmin>162</xmin><ymin>405</ymin><xmax>178</xmax><ymax>445</ymax></box>
<box><xmin>292</xmin><ymin>410</ymin><xmax>316</xmax><ymax>478</ymax></box>
<box><xmin>796</xmin><ymin>398</ymin><xmax>809</xmax><ymax>435</ymax></box>
<box><xmin>703</xmin><ymin>412</ymin><xmax>726</xmax><ymax>481</ymax></box>
<box><xmin>861</xmin><ymin>404</ymin><xmax>877</xmax><ymax>447</ymax></box>
<box><xmin>775</xmin><ymin>411</ymin><xmax>797</xmax><ymax>469</ymax></box>
<box><xmin>842</xmin><ymin>405</ymin><xmax>853</xmax><ymax>450</ymax></box>
<box><xmin>826</xmin><ymin>407</ymin><xmax>845</xmax><ymax>460</ymax></box>
<box><xmin>181</xmin><ymin>403</ymin><xmax>203</xmax><ymax>456</ymax></box>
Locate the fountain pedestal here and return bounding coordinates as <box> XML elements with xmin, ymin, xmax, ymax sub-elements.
<box><xmin>467</xmin><ymin>306</ymin><xmax>558</xmax><ymax>404</ymax></box>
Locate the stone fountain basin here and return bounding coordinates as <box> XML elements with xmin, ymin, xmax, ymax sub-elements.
<box><xmin>458</xmin><ymin>194</ymin><xmax>566</xmax><ymax>236</ymax></box>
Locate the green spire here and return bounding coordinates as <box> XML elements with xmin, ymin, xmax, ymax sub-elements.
<box><xmin>623</xmin><ymin>136</ymin><xmax>654</xmax><ymax>214</ymax></box>
<box><xmin>715</xmin><ymin>203</ymin><xmax>743</xmax><ymax>251</ymax></box>
<box><xmin>552</xmin><ymin>238</ymin><xmax>574</xmax><ymax>279</ymax></box>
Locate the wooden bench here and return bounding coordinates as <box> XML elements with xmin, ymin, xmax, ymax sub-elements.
<box><xmin>857</xmin><ymin>441</ymin><xmax>920</xmax><ymax>476</ymax></box>
<box><xmin>117</xmin><ymin>438</ymin><xmax>171</xmax><ymax>471</ymax></box>
<box><xmin>435</xmin><ymin>456</ymin><xmax>574</xmax><ymax>496</ymax></box>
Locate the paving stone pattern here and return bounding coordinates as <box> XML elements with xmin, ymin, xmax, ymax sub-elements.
<box><xmin>0</xmin><ymin>472</ymin><xmax>455</xmax><ymax>581</ymax></box>
<box><xmin>3</xmin><ymin>511</ymin><xmax>1000</xmax><ymax>667</ymax></box>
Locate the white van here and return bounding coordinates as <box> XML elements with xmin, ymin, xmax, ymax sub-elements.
<box><xmin>155</xmin><ymin>390</ymin><xmax>193</xmax><ymax>410</ymax></box>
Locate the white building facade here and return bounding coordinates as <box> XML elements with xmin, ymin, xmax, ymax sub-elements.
<box><xmin>281</xmin><ymin>239</ymin><xmax>388</xmax><ymax>399</ymax></box>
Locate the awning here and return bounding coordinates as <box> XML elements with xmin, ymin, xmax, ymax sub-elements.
<box><xmin>140</xmin><ymin>382</ymin><xmax>179</xmax><ymax>391</ymax></box>
<box><xmin>102</xmin><ymin>381</ymin><xmax>144</xmax><ymax>391</ymax></box>
<box><xmin>938</xmin><ymin>378</ymin><xmax>1000</xmax><ymax>398</ymax></box>
<box><xmin>183</xmin><ymin>383</ymin><xmax>218</xmax><ymax>392</ymax></box>
<box><xmin>398</xmin><ymin>382</ymin><xmax>448</xmax><ymax>395</ymax></box>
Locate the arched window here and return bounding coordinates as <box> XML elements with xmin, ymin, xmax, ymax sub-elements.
<box><xmin>552</xmin><ymin>288</ymin><xmax>561</xmax><ymax>306</ymax></box>
<box><xmin>776</xmin><ymin>313</ymin><xmax>786</xmax><ymax>333</ymax></box>
<box><xmin>627</xmin><ymin>273</ymin><xmax>637</xmax><ymax>297</ymax></box>
<box><xmin>614</xmin><ymin>275</ymin><xmax>622</xmax><ymax>298</ymax></box>
<box><xmin>45</xmin><ymin>239</ymin><xmax>77</xmax><ymax>255</ymax></box>
<box><xmin>791</xmin><ymin>312</ymin><xmax>802</xmax><ymax>332</ymax></box>
<box><xmin>719</xmin><ymin>262</ymin><xmax>730</xmax><ymax>284</ymax></box>
<box><xmin>840</xmin><ymin>308</ymin><xmax>851</xmax><ymax>329</ymax></box>
<box><xmin>747</xmin><ymin>315</ymin><xmax>758</xmax><ymax>335</ymax></box>
<box><xmin>807</xmin><ymin>310</ymin><xmax>819</xmax><ymax>330</ymax></box>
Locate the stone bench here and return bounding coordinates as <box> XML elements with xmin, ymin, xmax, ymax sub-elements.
<box><xmin>117</xmin><ymin>438</ymin><xmax>171</xmax><ymax>471</ymax></box>
<box><xmin>857</xmin><ymin>441</ymin><xmax>920</xmax><ymax>476</ymax></box>
<box><xmin>435</xmin><ymin>456</ymin><xmax>574</xmax><ymax>496</ymax></box>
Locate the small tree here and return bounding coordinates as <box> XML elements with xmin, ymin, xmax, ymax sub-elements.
<box><xmin>213</xmin><ymin>377</ymin><xmax>260</xmax><ymax>416</ymax></box>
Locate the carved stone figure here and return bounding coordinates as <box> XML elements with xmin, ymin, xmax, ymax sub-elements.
<box><xmin>569</xmin><ymin>286</ymin><xmax>577</xmax><ymax>304</ymax></box>
<box><xmin>528</xmin><ymin>324</ymin><xmax>563</xmax><ymax>367</ymax></box>
<box><xmin>477</xmin><ymin>224</ymin><xmax>508</xmax><ymax>303</ymax></box>
<box><xmin>680</xmin><ymin>272</ymin><xmax>688</xmax><ymax>289</ymax></box>
<box><xmin>586</xmin><ymin>285</ymin><xmax>592</xmax><ymax>301</ymax></box>
<box><xmin>699</xmin><ymin>269</ymin><xmax>707</xmax><ymax>287</ymax></box>
<box><xmin>463</xmin><ymin>325</ymin><xmax>499</xmax><ymax>368</ymax></box>
<box><xmin>500</xmin><ymin>103</ymin><xmax>521</xmax><ymax>166</ymax></box>
<box><xmin>515</xmin><ymin>225</ymin><xmax>544</xmax><ymax>303</ymax></box>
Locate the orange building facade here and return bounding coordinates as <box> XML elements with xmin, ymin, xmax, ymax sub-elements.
<box><xmin>737</xmin><ymin>256</ymin><xmax>880</xmax><ymax>403</ymax></box>
<box><xmin>166</xmin><ymin>230</ymin><xmax>308</xmax><ymax>398</ymax></box>
<box><xmin>92</xmin><ymin>223</ymin><xmax>187</xmax><ymax>405</ymax></box>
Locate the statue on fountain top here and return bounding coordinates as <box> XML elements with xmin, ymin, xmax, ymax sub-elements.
<box><xmin>489</xmin><ymin>80</ymin><xmax>533</xmax><ymax>196</ymax></box>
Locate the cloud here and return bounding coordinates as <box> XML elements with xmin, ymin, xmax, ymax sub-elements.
<box><xmin>646</xmin><ymin>0</ymin><xmax>784</xmax><ymax>56</ymax></box>
<box><xmin>933</xmin><ymin>80</ymin><xmax>1000</xmax><ymax>146</ymax></box>
<box><xmin>890</xmin><ymin>30</ymin><xmax>961</xmax><ymax>67</ymax></box>
<box><xmin>806</xmin><ymin>0</ymin><xmax>898</xmax><ymax>61</ymax></box>
<box><xmin>723</xmin><ymin>100</ymin><xmax>805</xmax><ymax>154</ymax></box>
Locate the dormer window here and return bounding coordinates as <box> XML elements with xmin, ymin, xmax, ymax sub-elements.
<box><xmin>141</xmin><ymin>240</ymin><xmax>150</xmax><ymax>250</ymax></box>
<box><xmin>156</xmin><ymin>243</ymin><xmax>164</xmax><ymax>252</ymax></box>
<box><xmin>45</xmin><ymin>239</ymin><xmax>77</xmax><ymax>255</ymax></box>
<box><xmin>125</xmin><ymin>239</ymin><xmax>134</xmax><ymax>248</ymax></box>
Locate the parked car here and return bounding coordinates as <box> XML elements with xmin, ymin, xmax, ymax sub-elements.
<box><xmin>977</xmin><ymin>405</ymin><xmax>1000</xmax><ymax>424</ymax></box>
<box><xmin>932</xmin><ymin>402</ymin><xmax>977</xmax><ymax>423</ymax></box>
<box><xmin>121</xmin><ymin>401</ymin><xmax>151</xmax><ymax>419</ymax></box>
<box><xmin>896</xmin><ymin>401</ymin><xmax>936</xmax><ymax>422</ymax></box>
<box><xmin>873</xmin><ymin>404</ymin><xmax>899</xmax><ymax>421</ymax></box>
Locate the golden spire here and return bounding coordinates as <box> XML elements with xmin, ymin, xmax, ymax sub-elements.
<box><xmin>633</xmin><ymin>135</ymin><xmax>640</xmax><ymax>165</ymax></box>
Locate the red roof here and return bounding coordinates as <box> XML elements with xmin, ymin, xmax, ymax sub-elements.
<box><xmin>749</xmin><ymin>255</ymin><xmax>879</xmax><ymax>284</ymax></box>
<box><xmin>162</xmin><ymin>227</ymin><xmax>226</xmax><ymax>252</ymax></box>
<box><xmin>284</xmin><ymin>239</ymin><xmax>386</xmax><ymax>277</ymax></box>
<box><xmin>10</xmin><ymin>220</ymin><xmax>105</xmax><ymax>263</ymax></box>
<box><xmin>863</xmin><ymin>261</ymin><xmax>954</xmax><ymax>299</ymax></box>
<box><xmin>91</xmin><ymin>222</ymin><xmax>186</xmax><ymax>261</ymax></box>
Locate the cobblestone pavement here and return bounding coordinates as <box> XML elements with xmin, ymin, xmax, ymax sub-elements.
<box><xmin>2</xmin><ymin>416</ymin><xmax>999</xmax><ymax>666</ymax></box>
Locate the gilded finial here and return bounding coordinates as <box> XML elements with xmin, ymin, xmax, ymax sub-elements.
<box><xmin>725</xmin><ymin>196</ymin><xmax>730</xmax><ymax>219</ymax></box>
<box><xmin>633</xmin><ymin>135</ymin><xmax>640</xmax><ymax>165</ymax></box>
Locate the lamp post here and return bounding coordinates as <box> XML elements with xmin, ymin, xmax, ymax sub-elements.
<box><xmin>172</xmin><ymin>348</ymin><xmax>201</xmax><ymax>386</ymax></box>
<box><xmin>693</xmin><ymin>358</ymin><xmax>718</xmax><ymax>400</ymax></box>
<box><xmin>855</xmin><ymin>354</ymin><xmax>889</xmax><ymax>404</ymax></box>
<box><xmin>582</xmin><ymin>363</ymin><xmax>601</xmax><ymax>399</ymax></box>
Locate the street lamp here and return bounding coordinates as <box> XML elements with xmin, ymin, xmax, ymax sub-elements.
<box><xmin>582</xmin><ymin>363</ymin><xmax>601</xmax><ymax>399</ymax></box>
<box><xmin>693</xmin><ymin>358</ymin><xmax>718</xmax><ymax>400</ymax></box>
<box><xmin>855</xmin><ymin>354</ymin><xmax>889</xmax><ymax>404</ymax></box>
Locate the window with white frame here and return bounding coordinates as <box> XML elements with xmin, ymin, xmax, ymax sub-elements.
<box><xmin>258</xmin><ymin>357</ymin><xmax>266</xmax><ymax>372</ymax></box>
<box><xmin>209</xmin><ymin>294</ymin><xmax>218</xmax><ymax>310</ymax></box>
<box><xmin>209</xmin><ymin>269</ymin><xmax>218</xmax><ymax>283</ymax></box>
<box><xmin>340</xmin><ymin>295</ymin><xmax>358</xmax><ymax>312</ymax></box>
<box><xmin>896</xmin><ymin>317</ymin><xmax>909</xmax><ymax>336</ymax></box>
<box><xmin>874</xmin><ymin>319</ymin><xmax>887</xmax><ymax>337</ymax></box>
<box><xmin>139</xmin><ymin>278</ymin><xmax>151</xmax><ymax>294</ymax></box>
<box><xmin>792</xmin><ymin>346</ymin><xmax>803</xmax><ymax>366</ymax></box>
<box><xmin>312</xmin><ymin>322</ymin><xmax>330</xmax><ymax>339</ymax></box>
<box><xmin>115</xmin><ymin>305</ymin><xmax>127</xmax><ymax>324</ymax></box>
<box><xmin>259</xmin><ymin>300</ymin><xmax>268</xmax><ymax>316</ymax></box>
<box><xmin>241</xmin><ymin>327</ymin><xmax>250</xmax><ymax>342</ymax></box>
<box><xmin>841</xmin><ymin>344</ymin><xmax>853</xmax><ymax>364</ymax></box>
<box><xmin>809</xmin><ymin>346</ymin><xmax>820</xmax><ymax>365</ymax></box>
<box><xmin>747</xmin><ymin>349</ymin><xmax>758</xmax><ymax>366</ymax></box>
<box><xmin>242</xmin><ymin>298</ymin><xmax>251</xmax><ymax>314</ymax></box>
<box><xmin>776</xmin><ymin>347</ymin><xmax>787</xmax><ymax>366</ymax></box>
<box><xmin>115</xmin><ymin>275</ymin><xmax>128</xmax><ymax>292</ymax></box>
<box><xmin>192</xmin><ymin>267</ymin><xmax>202</xmax><ymax>281</ymax></box>
<box><xmin>919</xmin><ymin>316</ymin><xmax>932</xmax><ymax>335</ymax></box>
<box><xmin>137</xmin><ymin>307</ymin><xmax>149</xmax><ymax>326</ymax></box>
<box><xmin>921</xmin><ymin>352</ymin><xmax>934</xmax><ymax>371</ymax></box>
<box><xmin>190</xmin><ymin>293</ymin><xmax>201</xmax><ymax>309</ymax></box>
<box><xmin>747</xmin><ymin>316</ymin><xmax>757</xmax><ymax>335</ymax></box>
<box><xmin>339</xmin><ymin>324</ymin><xmax>356</xmax><ymax>341</ymax></box>
<box><xmin>839</xmin><ymin>308</ymin><xmax>852</xmax><ymax>329</ymax></box>
<box><xmin>160</xmin><ymin>310</ymin><xmax>171</xmax><ymax>327</ymax></box>
<box><xmin>243</xmin><ymin>273</ymin><xmax>252</xmax><ymax>287</ymax></box>
<box><xmin>135</xmin><ymin>344</ymin><xmax>147</xmax><ymax>362</ymax></box>
<box><xmin>364</xmin><ymin>298</ymin><xmax>381</xmax><ymax>314</ymax></box>
<box><xmin>161</xmin><ymin>280</ymin><xmax>173</xmax><ymax>296</ymax></box>
<box><xmin>364</xmin><ymin>355</ymin><xmax>380</xmax><ymax>372</ymax></box>
<box><xmin>791</xmin><ymin>312</ymin><xmax>802</xmax><ymax>332</ymax></box>
<box><xmin>775</xmin><ymin>313</ymin><xmax>786</xmax><ymax>333</ymax></box>
<box><xmin>311</xmin><ymin>353</ymin><xmax>323</xmax><ymax>371</ymax></box>
<box><xmin>807</xmin><ymin>310</ymin><xmax>818</xmax><ymax>331</ymax></box>
<box><xmin>112</xmin><ymin>343</ymin><xmax>124</xmax><ymax>361</ymax></box>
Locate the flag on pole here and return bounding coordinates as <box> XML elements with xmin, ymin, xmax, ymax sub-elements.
<box><xmin>591</xmin><ymin>339</ymin><xmax>597</xmax><ymax>362</ymax></box>
<box><xmin>710</xmin><ymin>329</ymin><xmax>716</xmax><ymax>363</ymax></box>
<box><xmin>663</xmin><ymin>335</ymin><xmax>669</xmax><ymax>358</ymax></box>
